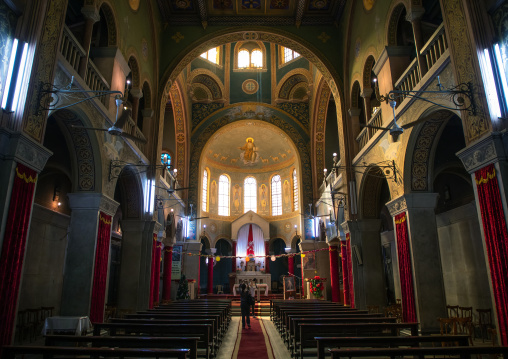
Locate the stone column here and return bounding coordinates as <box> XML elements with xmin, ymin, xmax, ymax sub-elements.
<box><xmin>407</xmin><ymin>6</ymin><xmax>428</xmax><ymax>77</ymax></box>
<box><xmin>207</xmin><ymin>248</ymin><xmax>216</xmax><ymax>294</ymax></box>
<box><xmin>361</xmin><ymin>88</ymin><xmax>373</xmax><ymax>122</ymax></box>
<box><xmin>130</xmin><ymin>88</ymin><xmax>143</xmax><ymax>126</ymax></box>
<box><xmin>340</xmin><ymin>239</ymin><xmax>351</xmax><ymax>305</ymax></box>
<box><xmin>184</xmin><ymin>241</ymin><xmax>202</xmax><ymax>299</ymax></box>
<box><xmin>264</xmin><ymin>241</ymin><xmax>270</xmax><ymax>273</ymax></box>
<box><xmin>0</xmin><ymin>130</ymin><xmax>52</xmax><ymax>345</ymax></box>
<box><xmin>141</xmin><ymin>108</ymin><xmax>154</xmax><ymax>157</ymax></box>
<box><xmin>328</xmin><ymin>238</ymin><xmax>341</xmax><ymax>303</ymax></box>
<box><xmin>387</xmin><ymin>194</ymin><xmax>447</xmax><ymax>333</ymax></box>
<box><xmin>349</xmin><ymin>108</ymin><xmax>362</xmax><ymax>155</ymax></box>
<box><xmin>116</xmin><ymin>219</ymin><xmax>155</xmax><ymax>312</ymax></box>
<box><xmin>456</xmin><ymin>132</ymin><xmax>508</xmax><ymax>345</ymax></box>
<box><xmin>78</xmin><ymin>5</ymin><xmax>100</xmax><ymax>78</ymax></box>
<box><xmin>162</xmin><ymin>245</ymin><xmax>172</xmax><ymax>302</ymax></box>
<box><xmin>341</xmin><ymin>220</ymin><xmax>385</xmax><ymax>310</ymax></box>
<box><xmin>232</xmin><ymin>241</ymin><xmax>237</xmax><ymax>272</ymax></box>
<box><xmin>60</xmin><ymin>193</ymin><xmax>119</xmax><ymax>316</ymax></box>
<box><xmin>300</xmin><ymin>240</ymin><xmax>330</xmax><ymax>299</ymax></box>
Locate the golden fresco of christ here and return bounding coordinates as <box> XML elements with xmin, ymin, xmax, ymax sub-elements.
<box><xmin>239</xmin><ymin>137</ymin><xmax>258</xmax><ymax>164</ymax></box>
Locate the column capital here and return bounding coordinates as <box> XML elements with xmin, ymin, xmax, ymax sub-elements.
<box><xmin>386</xmin><ymin>193</ymin><xmax>439</xmax><ymax>217</ymax></box>
<box><xmin>327</xmin><ymin>237</ymin><xmax>341</xmax><ymax>246</ymax></box>
<box><xmin>154</xmin><ymin>221</ymin><xmax>163</xmax><ymax>234</ymax></box>
<box><xmin>456</xmin><ymin>132</ymin><xmax>506</xmax><ymax>173</ymax></box>
<box><xmin>0</xmin><ymin>129</ymin><xmax>53</xmax><ymax>172</ymax></box>
<box><xmin>67</xmin><ymin>192</ymin><xmax>119</xmax><ymax>215</ymax></box>
<box><xmin>130</xmin><ymin>88</ymin><xmax>143</xmax><ymax>99</ymax></box>
<box><xmin>81</xmin><ymin>5</ymin><xmax>100</xmax><ymax>23</ymax></box>
<box><xmin>348</xmin><ymin>108</ymin><xmax>362</xmax><ymax>117</ymax></box>
<box><xmin>405</xmin><ymin>6</ymin><xmax>425</xmax><ymax>22</ymax></box>
<box><xmin>141</xmin><ymin>108</ymin><xmax>154</xmax><ymax>118</ymax></box>
<box><xmin>360</xmin><ymin>88</ymin><xmax>373</xmax><ymax>98</ymax></box>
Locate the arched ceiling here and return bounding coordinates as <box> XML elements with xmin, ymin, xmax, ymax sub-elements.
<box><xmin>202</xmin><ymin>120</ymin><xmax>297</xmax><ymax>172</ymax></box>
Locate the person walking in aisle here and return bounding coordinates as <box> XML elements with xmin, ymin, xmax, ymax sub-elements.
<box><xmin>240</xmin><ymin>283</ymin><xmax>252</xmax><ymax>329</ymax></box>
<box><xmin>249</xmin><ymin>279</ymin><xmax>257</xmax><ymax>318</ymax></box>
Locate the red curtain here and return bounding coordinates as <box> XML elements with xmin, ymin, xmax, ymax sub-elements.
<box><xmin>149</xmin><ymin>234</ymin><xmax>157</xmax><ymax>308</ymax></box>
<box><xmin>341</xmin><ymin>240</ymin><xmax>350</xmax><ymax>305</ymax></box>
<box><xmin>395</xmin><ymin>212</ymin><xmax>417</xmax><ymax>322</ymax></box>
<box><xmin>247</xmin><ymin>224</ymin><xmax>254</xmax><ymax>256</ymax></box>
<box><xmin>288</xmin><ymin>255</ymin><xmax>294</xmax><ymax>275</ymax></box>
<box><xmin>475</xmin><ymin>164</ymin><xmax>508</xmax><ymax>345</ymax></box>
<box><xmin>329</xmin><ymin>245</ymin><xmax>340</xmax><ymax>302</ymax></box>
<box><xmin>89</xmin><ymin>212</ymin><xmax>112</xmax><ymax>323</ymax></box>
<box><xmin>162</xmin><ymin>246</ymin><xmax>173</xmax><ymax>301</ymax></box>
<box><xmin>0</xmin><ymin>163</ymin><xmax>37</xmax><ymax>347</ymax></box>
<box><xmin>346</xmin><ymin>235</ymin><xmax>355</xmax><ymax>308</ymax></box>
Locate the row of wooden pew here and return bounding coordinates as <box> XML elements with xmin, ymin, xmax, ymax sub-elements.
<box><xmin>2</xmin><ymin>299</ymin><xmax>232</xmax><ymax>359</ymax></box>
<box><xmin>270</xmin><ymin>299</ymin><xmax>508</xmax><ymax>359</ymax></box>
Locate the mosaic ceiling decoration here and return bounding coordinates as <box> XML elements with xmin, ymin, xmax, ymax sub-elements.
<box><xmin>202</xmin><ymin>120</ymin><xmax>296</xmax><ymax>171</ymax></box>
<box><xmin>157</xmin><ymin>0</ymin><xmax>346</xmax><ymax>26</ymax></box>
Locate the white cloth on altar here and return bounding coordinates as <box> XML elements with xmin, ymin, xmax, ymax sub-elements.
<box><xmin>236</xmin><ymin>223</ymin><xmax>265</xmax><ymax>270</ymax></box>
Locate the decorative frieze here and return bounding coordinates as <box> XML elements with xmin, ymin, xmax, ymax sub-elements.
<box><xmin>456</xmin><ymin>132</ymin><xmax>505</xmax><ymax>173</ymax></box>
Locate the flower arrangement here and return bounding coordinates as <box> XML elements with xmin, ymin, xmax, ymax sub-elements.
<box><xmin>307</xmin><ymin>275</ymin><xmax>326</xmax><ymax>299</ymax></box>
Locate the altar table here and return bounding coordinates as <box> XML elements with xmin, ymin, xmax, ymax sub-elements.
<box><xmin>42</xmin><ymin>316</ymin><xmax>92</xmax><ymax>335</ymax></box>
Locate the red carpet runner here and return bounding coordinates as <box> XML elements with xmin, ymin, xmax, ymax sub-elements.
<box><xmin>232</xmin><ymin>317</ymin><xmax>274</xmax><ymax>359</ymax></box>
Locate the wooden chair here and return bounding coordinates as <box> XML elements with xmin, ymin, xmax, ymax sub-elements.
<box><xmin>475</xmin><ymin>308</ymin><xmax>494</xmax><ymax>342</ymax></box>
<box><xmin>439</xmin><ymin>317</ymin><xmax>457</xmax><ymax>335</ymax></box>
<box><xmin>15</xmin><ymin>310</ymin><xmax>29</xmax><ymax>344</ymax></box>
<box><xmin>446</xmin><ymin>305</ymin><xmax>459</xmax><ymax>318</ymax></box>
<box><xmin>216</xmin><ymin>285</ymin><xmax>224</xmax><ymax>295</ymax></box>
<box><xmin>367</xmin><ymin>305</ymin><xmax>380</xmax><ymax>314</ymax></box>
<box><xmin>459</xmin><ymin>306</ymin><xmax>472</xmax><ymax>319</ymax></box>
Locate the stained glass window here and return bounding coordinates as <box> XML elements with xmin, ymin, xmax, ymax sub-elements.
<box><xmin>293</xmin><ymin>169</ymin><xmax>299</xmax><ymax>212</ymax></box>
<box><xmin>271</xmin><ymin>175</ymin><xmax>282</xmax><ymax>216</ymax></box>
<box><xmin>218</xmin><ymin>175</ymin><xmax>230</xmax><ymax>216</ymax></box>
<box><xmin>244</xmin><ymin>176</ymin><xmax>257</xmax><ymax>213</ymax></box>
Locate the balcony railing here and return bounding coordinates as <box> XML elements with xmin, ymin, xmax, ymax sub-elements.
<box><xmin>421</xmin><ymin>24</ymin><xmax>448</xmax><ymax>71</ymax></box>
<box><xmin>394</xmin><ymin>58</ymin><xmax>420</xmax><ymax>102</ymax></box>
<box><xmin>356</xmin><ymin>109</ymin><xmax>382</xmax><ymax>149</ymax></box>
<box><xmin>60</xmin><ymin>26</ymin><xmax>86</xmax><ymax>73</ymax></box>
<box><xmin>60</xmin><ymin>26</ymin><xmax>110</xmax><ymax>108</ymax></box>
<box><xmin>126</xmin><ymin>115</ymin><xmax>146</xmax><ymax>151</ymax></box>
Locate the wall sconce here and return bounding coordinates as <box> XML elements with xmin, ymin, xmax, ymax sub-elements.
<box><xmin>124</xmin><ymin>79</ymin><xmax>131</xmax><ymax>98</ymax></box>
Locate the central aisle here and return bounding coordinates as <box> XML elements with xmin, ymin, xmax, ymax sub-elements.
<box><xmin>216</xmin><ymin>317</ymin><xmax>291</xmax><ymax>359</ymax></box>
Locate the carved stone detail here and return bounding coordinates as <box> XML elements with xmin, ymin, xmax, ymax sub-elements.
<box><xmin>99</xmin><ymin>194</ymin><xmax>120</xmax><ymax>217</ymax></box>
<box><xmin>386</xmin><ymin>196</ymin><xmax>408</xmax><ymax>217</ymax></box>
<box><xmin>456</xmin><ymin>133</ymin><xmax>505</xmax><ymax>173</ymax></box>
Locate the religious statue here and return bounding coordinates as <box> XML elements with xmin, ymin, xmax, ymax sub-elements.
<box><xmin>239</xmin><ymin>137</ymin><xmax>258</xmax><ymax>164</ymax></box>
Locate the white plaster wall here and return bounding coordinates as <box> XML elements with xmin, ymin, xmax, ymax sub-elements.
<box><xmin>436</xmin><ymin>202</ymin><xmax>492</xmax><ymax>316</ymax></box>
<box><xmin>18</xmin><ymin>204</ymin><xmax>69</xmax><ymax>314</ymax></box>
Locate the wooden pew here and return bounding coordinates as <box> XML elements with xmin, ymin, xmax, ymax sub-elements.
<box><xmin>315</xmin><ymin>335</ymin><xmax>470</xmax><ymax>359</ymax></box>
<box><xmin>282</xmin><ymin>311</ymin><xmax>372</xmax><ymax>336</ymax></box>
<box><xmin>297</xmin><ymin>322</ymin><xmax>419</xmax><ymax>359</ymax></box>
<box><xmin>276</xmin><ymin>307</ymin><xmax>366</xmax><ymax>331</ymax></box>
<box><xmin>329</xmin><ymin>345</ymin><xmax>508</xmax><ymax>358</ymax></box>
<box><xmin>137</xmin><ymin>310</ymin><xmax>228</xmax><ymax>335</ymax></box>
<box><xmin>125</xmin><ymin>313</ymin><xmax>225</xmax><ymax>339</ymax></box>
<box><xmin>287</xmin><ymin>316</ymin><xmax>396</xmax><ymax>350</ymax></box>
<box><xmin>1</xmin><ymin>346</ymin><xmax>190</xmax><ymax>358</ymax></box>
<box><xmin>93</xmin><ymin>322</ymin><xmax>212</xmax><ymax>359</ymax></box>
<box><xmin>44</xmin><ymin>335</ymin><xmax>199</xmax><ymax>359</ymax></box>
<box><xmin>110</xmin><ymin>318</ymin><xmax>220</xmax><ymax>351</ymax></box>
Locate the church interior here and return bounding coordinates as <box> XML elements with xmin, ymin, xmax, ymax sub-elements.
<box><xmin>1</xmin><ymin>0</ymin><xmax>508</xmax><ymax>357</ymax></box>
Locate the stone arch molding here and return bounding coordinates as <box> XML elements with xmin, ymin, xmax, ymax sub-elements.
<box><xmin>274</xmin><ymin>68</ymin><xmax>313</xmax><ymax>102</ymax></box>
<box><xmin>188</xmin><ymin>69</ymin><xmax>226</xmax><ymax>102</ymax></box>
<box><xmin>359</xmin><ymin>165</ymin><xmax>389</xmax><ymax>219</ymax></box>
<box><xmin>160</xmin><ymin>29</ymin><xmax>343</xmax><ymax>113</ymax></box>
<box><xmin>51</xmin><ymin>109</ymin><xmax>103</xmax><ymax>193</ymax></box>
<box><xmin>386</xmin><ymin>1</ymin><xmax>409</xmax><ymax>46</ymax></box>
<box><xmin>98</xmin><ymin>1</ymin><xmax>118</xmax><ymax>46</ymax></box>
<box><xmin>403</xmin><ymin>108</ymin><xmax>457</xmax><ymax>193</ymax></box>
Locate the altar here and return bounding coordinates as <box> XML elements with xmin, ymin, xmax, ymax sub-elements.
<box><xmin>235</xmin><ymin>271</ymin><xmax>271</xmax><ymax>285</ymax></box>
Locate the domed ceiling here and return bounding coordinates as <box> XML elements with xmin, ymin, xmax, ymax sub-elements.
<box><xmin>202</xmin><ymin>120</ymin><xmax>297</xmax><ymax>172</ymax></box>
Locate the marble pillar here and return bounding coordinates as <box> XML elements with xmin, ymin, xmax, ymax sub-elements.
<box><xmin>61</xmin><ymin>193</ymin><xmax>118</xmax><ymax>316</ymax></box>
<box><xmin>387</xmin><ymin>194</ymin><xmax>447</xmax><ymax>333</ymax></box>
<box><xmin>341</xmin><ymin>220</ymin><xmax>385</xmax><ymax>310</ymax></box>
<box><xmin>116</xmin><ymin>219</ymin><xmax>156</xmax><ymax>312</ymax></box>
<box><xmin>184</xmin><ymin>241</ymin><xmax>202</xmax><ymax>299</ymax></box>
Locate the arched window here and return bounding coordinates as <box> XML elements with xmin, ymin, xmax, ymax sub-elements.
<box><xmin>293</xmin><ymin>169</ymin><xmax>299</xmax><ymax>212</ymax></box>
<box><xmin>235</xmin><ymin>41</ymin><xmax>266</xmax><ymax>71</ymax></box>
<box><xmin>161</xmin><ymin>153</ymin><xmax>171</xmax><ymax>169</ymax></box>
<box><xmin>200</xmin><ymin>46</ymin><xmax>221</xmax><ymax>65</ymax></box>
<box><xmin>281</xmin><ymin>46</ymin><xmax>300</xmax><ymax>65</ymax></box>
<box><xmin>244</xmin><ymin>177</ymin><xmax>257</xmax><ymax>213</ymax></box>
<box><xmin>271</xmin><ymin>175</ymin><xmax>282</xmax><ymax>216</ymax></box>
<box><xmin>218</xmin><ymin>175</ymin><xmax>230</xmax><ymax>216</ymax></box>
<box><xmin>202</xmin><ymin>169</ymin><xmax>209</xmax><ymax>212</ymax></box>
